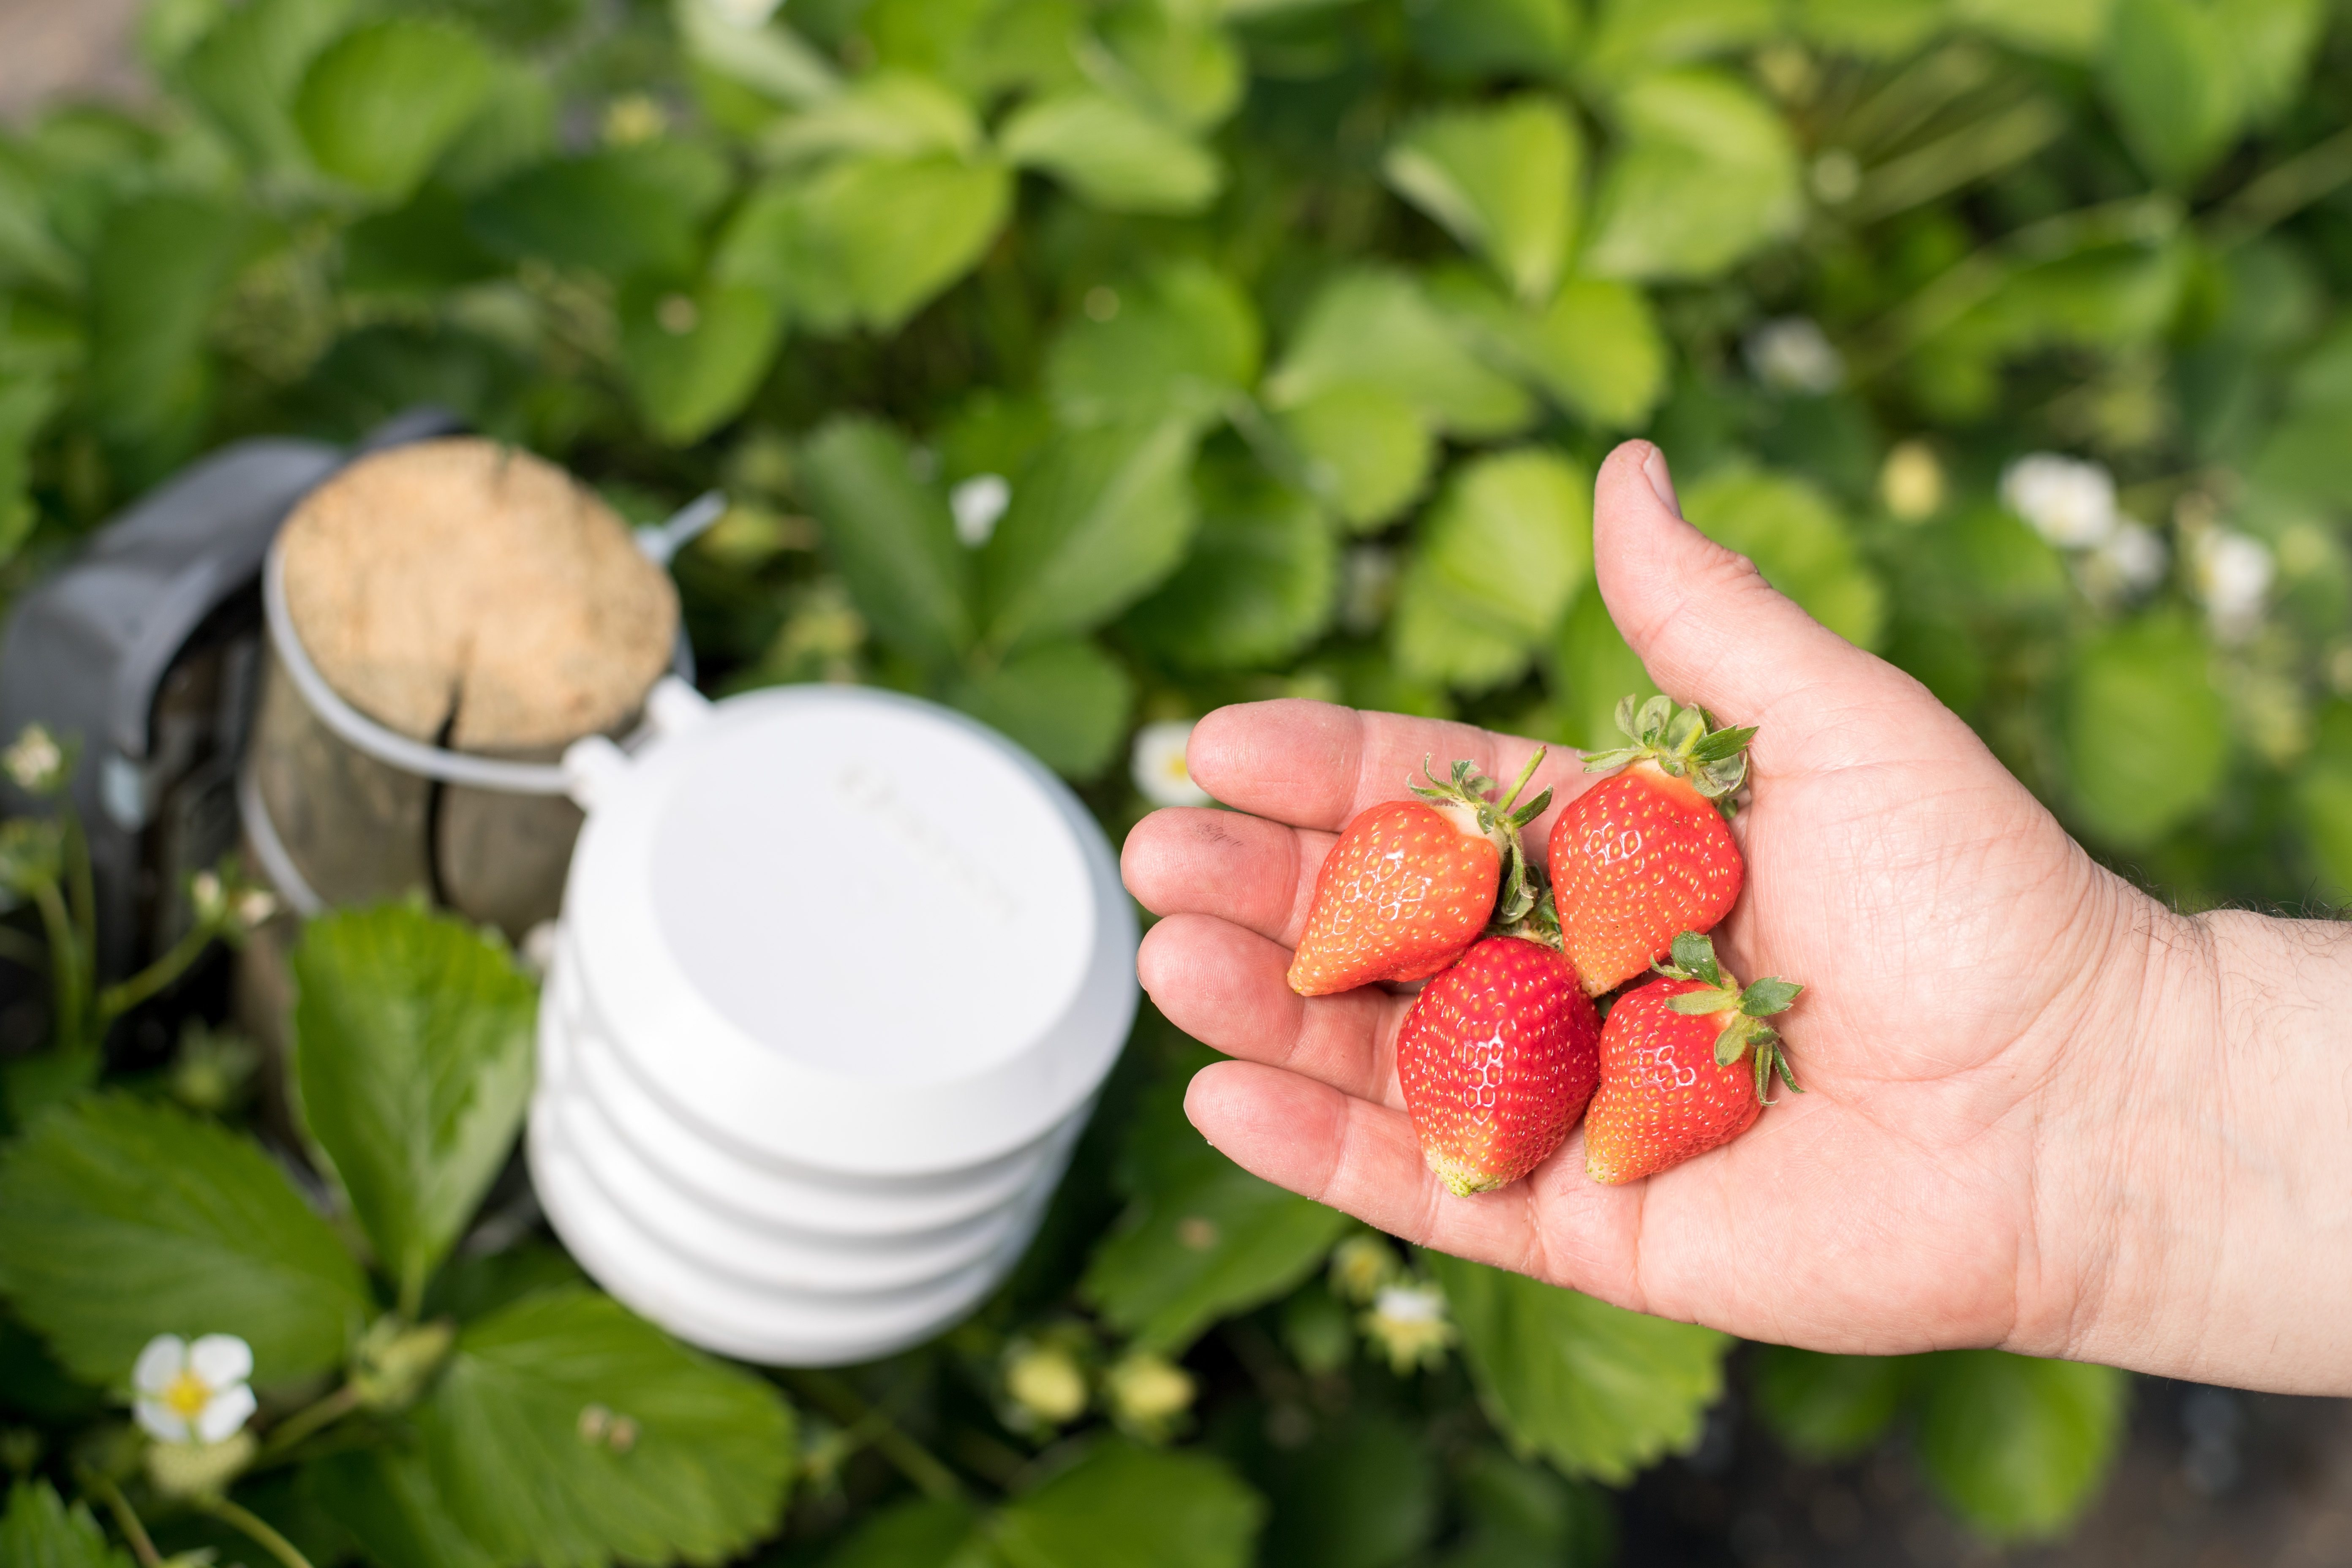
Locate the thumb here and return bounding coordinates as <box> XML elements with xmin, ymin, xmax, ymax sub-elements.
<box><xmin>1593</xmin><ymin>440</ymin><xmax>1892</xmax><ymax>729</ymax></box>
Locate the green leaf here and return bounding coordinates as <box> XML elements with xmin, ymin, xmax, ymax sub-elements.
<box><xmin>1583</xmin><ymin>0</ymin><xmax>1779</xmax><ymax>71</ymax></box>
<box><xmin>1405</xmin><ymin>0</ymin><xmax>1579</xmax><ymax>79</ymax></box>
<box><xmin>291</xmin><ymin>905</ymin><xmax>537</xmax><ymax>1314</ymax></box>
<box><xmin>944</xmin><ymin>639</ymin><xmax>1134</xmax><ymax>778</ymax></box>
<box><xmin>1046</xmin><ymin>261</ymin><xmax>1260</xmax><ymax>432</ymax></box>
<box><xmin>1680</xmin><ymin>468</ymin><xmax>1886</xmax><ymax>648</ymax></box>
<box><xmin>1549</xmin><ymin>584</ymin><xmax>1658</xmax><ymax>752</ymax></box>
<box><xmin>2296</xmin><ymin>706</ymin><xmax>2352</xmax><ymax>900</ymax></box>
<box><xmin>0</xmin><ymin>1481</ymin><xmax>132</xmax><ymax>1568</ymax></box>
<box><xmin>1265</xmin><ymin>267</ymin><xmax>1536</xmax><ymax>440</ymax></box>
<box><xmin>1392</xmin><ymin>448</ymin><xmax>1593</xmax><ymax>693</ymax></box>
<box><xmin>1274</xmin><ymin>383</ymin><xmax>1435</xmax><ymax>531</ymax></box>
<box><xmin>1257</xmin><ymin>1415</ymin><xmax>1437</xmax><ymax>1568</ymax></box>
<box><xmin>0</xmin><ymin>372</ymin><xmax>59</xmax><ymax>567</ymax></box>
<box><xmin>2100</xmin><ymin>0</ymin><xmax>2243</xmax><ymax>188</ymax></box>
<box><xmin>178</xmin><ymin>0</ymin><xmax>355</xmax><ymax>172</ymax></box>
<box><xmin>818</xmin><ymin>1497</ymin><xmax>981</xmax><ymax>1568</ymax></box>
<box><xmin>1082</xmin><ymin>1074</ymin><xmax>1351</xmax><ymax>1355</ymax></box>
<box><xmin>1582</xmin><ymin>70</ymin><xmax>1800</xmax><ymax>282</ymax></box>
<box><xmin>0</xmin><ymin>1093</ymin><xmax>370</xmax><ymax>1388</ymax></box>
<box><xmin>1122</xmin><ymin>459</ymin><xmax>1337</xmax><ymax>671</ymax></box>
<box><xmin>1914</xmin><ymin>1351</ymin><xmax>2128</xmax><ymax>1544</ymax></box>
<box><xmin>85</xmin><ymin>195</ymin><xmax>256</xmax><ymax>459</ymax></box>
<box><xmin>799</xmin><ymin>416</ymin><xmax>973</xmax><ymax>667</ymax></box>
<box><xmin>619</xmin><ymin>279</ymin><xmax>782</xmax><ymax>446</ymax></box>
<box><xmin>673</xmin><ymin>0</ymin><xmax>841</xmax><ymax>107</ymax></box>
<box><xmin>1422</xmin><ymin>1252</ymin><xmax>1731</xmax><ymax>1484</ymax></box>
<box><xmin>1432</xmin><ymin>271</ymin><xmax>1669</xmax><ymax>431</ymax></box>
<box><xmin>1092</xmin><ymin>4</ymin><xmax>1245</xmax><ymax>130</ymax></box>
<box><xmin>0</xmin><ymin>157</ymin><xmax>76</xmax><ymax>292</ymax></box>
<box><xmin>992</xmin><ymin>1439</ymin><xmax>1265</xmax><ymax>1568</ymax></box>
<box><xmin>1796</xmin><ymin>0</ymin><xmax>1949</xmax><ymax>55</ymax></box>
<box><xmin>294</xmin><ymin>18</ymin><xmax>495</xmax><ymax>201</ymax></box>
<box><xmin>1953</xmin><ymin>0</ymin><xmax>2114</xmax><ymax>57</ymax></box>
<box><xmin>1383</xmin><ymin>95</ymin><xmax>1580</xmax><ymax>303</ymax></box>
<box><xmin>433</xmin><ymin>57</ymin><xmax>558</xmax><ymax>193</ymax></box>
<box><xmin>1001</xmin><ymin>90</ymin><xmax>1224</xmax><ymax>214</ymax></box>
<box><xmin>978</xmin><ymin>419</ymin><xmax>1198</xmax><ymax>652</ymax></box>
<box><xmin>343</xmin><ymin>186</ymin><xmax>506</xmax><ymax>295</ymax></box>
<box><xmin>417</xmin><ymin>1287</ymin><xmax>795</xmax><ymax>1568</ymax></box>
<box><xmin>1750</xmin><ymin>1348</ymin><xmax>1909</xmax><ymax>1462</ymax></box>
<box><xmin>2219</xmin><ymin>0</ymin><xmax>2326</xmax><ymax>123</ymax></box>
<box><xmin>2064</xmin><ymin>614</ymin><xmax>2230</xmax><ymax>847</ymax></box>
<box><xmin>716</xmin><ymin>155</ymin><xmax>1011</xmax><ymax>334</ymax></box>
<box><xmin>468</xmin><ymin>141</ymin><xmax>732</xmax><ymax>278</ymax></box>
<box><xmin>303</xmin><ymin>1450</ymin><xmax>500</xmax><ymax>1568</ymax></box>
<box><xmin>760</xmin><ymin>71</ymin><xmax>981</xmax><ymax>163</ymax></box>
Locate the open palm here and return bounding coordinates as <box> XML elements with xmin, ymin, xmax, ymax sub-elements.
<box><xmin>1121</xmin><ymin>441</ymin><xmax>2170</xmax><ymax>1364</ymax></box>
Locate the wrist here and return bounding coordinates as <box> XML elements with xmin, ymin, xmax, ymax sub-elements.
<box><xmin>2039</xmin><ymin>899</ymin><xmax>2352</xmax><ymax>1392</ymax></box>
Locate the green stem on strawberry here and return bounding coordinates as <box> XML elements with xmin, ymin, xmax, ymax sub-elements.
<box><xmin>1655</xmin><ymin>931</ymin><xmax>1804</xmax><ymax>1102</ymax></box>
<box><xmin>1582</xmin><ymin>695</ymin><xmax>1758</xmax><ymax>818</ymax></box>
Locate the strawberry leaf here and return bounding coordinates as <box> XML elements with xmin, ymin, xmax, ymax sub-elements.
<box><xmin>1667</xmin><ymin>930</ymin><xmax>1718</xmax><ymax>982</ymax></box>
<box><xmin>1740</xmin><ymin>978</ymin><xmax>1802</xmax><ymax>1016</ymax></box>
<box><xmin>1688</xmin><ymin>724</ymin><xmax>1758</xmax><ymax>764</ymax></box>
<box><xmin>1669</xmin><ymin>990</ymin><xmax>1738</xmax><ymax>1017</ymax></box>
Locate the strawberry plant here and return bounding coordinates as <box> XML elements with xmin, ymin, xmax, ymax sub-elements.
<box><xmin>8</xmin><ymin>0</ymin><xmax>2352</xmax><ymax>1558</ymax></box>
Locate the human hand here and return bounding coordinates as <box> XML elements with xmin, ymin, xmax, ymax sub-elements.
<box><xmin>1122</xmin><ymin>439</ymin><xmax>2352</xmax><ymax>1394</ymax></box>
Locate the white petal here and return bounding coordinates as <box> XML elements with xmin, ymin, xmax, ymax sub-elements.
<box><xmin>133</xmin><ymin>1334</ymin><xmax>188</xmax><ymax>1395</ymax></box>
<box><xmin>188</xmin><ymin>1333</ymin><xmax>254</xmax><ymax>1388</ymax></box>
<box><xmin>194</xmin><ymin>1383</ymin><xmax>258</xmax><ymax>1445</ymax></box>
<box><xmin>135</xmin><ymin>1398</ymin><xmax>191</xmax><ymax>1444</ymax></box>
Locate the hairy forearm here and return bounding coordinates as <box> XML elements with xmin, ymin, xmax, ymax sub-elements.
<box><xmin>2047</xmin><ymin>902</ymin><xmax>2352</xmax><ymax>1392</ymax></box>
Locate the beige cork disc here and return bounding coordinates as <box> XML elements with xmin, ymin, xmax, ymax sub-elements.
<box><xmin>278</xmin><ymin>438</ymin><xmax>680</xmax><ymax>751</ymax></box>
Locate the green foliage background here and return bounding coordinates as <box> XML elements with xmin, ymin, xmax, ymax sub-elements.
<box><xmin>6</xmin><ymin>0</ymin><xmax>2352</xmax><ymax>1560</ymax></box>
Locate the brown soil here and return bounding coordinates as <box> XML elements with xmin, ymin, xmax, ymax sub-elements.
<box><xmin>278</xmin><ymin>438</ymin><xmax>678</xmax><ymax>750</ymax></box>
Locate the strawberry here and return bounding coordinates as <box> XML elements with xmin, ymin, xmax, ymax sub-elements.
<box><xmin>1549</xmin><ymin>695</ymin><xmax>1755</xmax><ymax>995</ymax></box>
<box><xmin>1582</xmin><ymin>932</ymin><xmax>1801</xmax><ymax>1184</ymax></box>
<box><xmin>1395</xmin><ymin>935</ymin><xmax>1599</xmax><ymax>1195</ymax></box>
<box><xmin>1287</xmin><ymin>752</ymin><xmax>1551</xmax><ymax>996</ymax></box>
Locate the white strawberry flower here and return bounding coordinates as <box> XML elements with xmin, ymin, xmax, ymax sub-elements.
<box><xmin>3</xmin><ymin>723</ymin><xmax>65</xmax><ymax>794</ymax></box>
<box><xmin>1132</xmin><ymin>720</ymin><xmax>1210</xmax><ymax>808</ymax></box>
<box><xmin>1744</xmin><ymin>317</ymin><xmax>1843</xmax><ymax>395</ymax></box>
<box><xmin>1361</xmin><ymin>1282</ymin><xmax>1456</xmax><ymax>1374</ymax></box>
<box><xmin>2193</xmin><ymin>529</ymin><xmax>2274</xmax><ymax>643</ymax></box>
<box><xmin>2000</xmin><ymin>454</ymin><xmax>2118</xmax><ymax>549</ymax></box>
<box><xmin>133</xmin><ymin>1334</ymin><xmax>257</xmax><ymax>1446</ymax></box>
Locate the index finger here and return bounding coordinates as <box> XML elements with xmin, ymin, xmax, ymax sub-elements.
<box><xmin>1186</xmin><ymin>700</ymin><xmax>1588</xmax><ymax>838</ymax></box>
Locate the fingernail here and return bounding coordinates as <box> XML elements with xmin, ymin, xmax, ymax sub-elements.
<box><xmin>1642</xmin><ymin>445</ymin><xmax>1682</xmax><ymax>517</ymax></box>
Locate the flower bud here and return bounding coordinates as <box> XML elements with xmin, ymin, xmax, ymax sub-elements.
<box><xmin>1328</xmin><ymin>1234</ymin><xmax>1398</xmax><ymax>1305</ymax></box>
<box><xmin>1003</xmin><ymin>1340</ymin><xmax>1089</xmax><ymax>1427</ymax></box>
<box><xmin>144</xmin><ymin>1431</ymin><xmax>256</xmax><ymax>1500</ymax></box>
<box><xmin>1104</xmin><ymin>1352</ymin><xmax>1195</xmax><ymax>1439</ymax></box>
<box><xmin>352</xmin><ymin>1317</ymin><xmax>456</xmax><ymax>1412</ymax></box>
<box><xmin>2</xmin><ymin>724</ymin><xmax>68</xmax><ymax>796</ymax></box>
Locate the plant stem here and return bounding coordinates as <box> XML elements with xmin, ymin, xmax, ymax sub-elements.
<box><xmin>63</xmin><ymin>814</ymin><xmax>95</xmax><ymax>969</ymax></box>
<box><xmin>87</xmin><ymin>1474</ymin><xmax>162</xmax><ymax>1568</ymax></box>
<box><xmin>97</xmin><ymin>917</ymin><xmax>218</xmax><ymax>1027</ymax></box>
<box><xmin>254</xmin><ymin>1384</ymin><xmax>362</xmax><ymax>1465</ymax></box>
<box><xmin>199</xmin><ymin>1496</ymin><xmax>317</xmax><ymax>1568</ymax></box>
<box><xmin>782</xmin><ymin>1370</ymin><xmax>962</xmax><ymax>1501</ymax></box>
<box><xmin>2212</xmin><ymin>122</ymin><xmax>2352</xmax><ymax>250</ymax></box>
<box><xmin>31</xmin><ymin>878</ymin><xmax>85</xmax><ymax>1052</ymax></box>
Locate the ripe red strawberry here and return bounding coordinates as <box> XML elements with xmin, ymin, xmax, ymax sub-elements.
<box><xmin>1287</xmin><ymin>752</ymin><xmax>1551</xmax><ymax>996</ymax></box>
<box><xmin>1396</xmin><ymin>935</ymin><xmax>1599</xmax><ymax>1195</ymax></box>
<box><xmin>1583</xmin><ymin>932</ymin><xmax>1801</xmax><ymax>1184</ymax></box>
<box><xmin>1549</xmin><ymin>696</ymin><xmax>1755</xmax><ymax>995</ymax></box>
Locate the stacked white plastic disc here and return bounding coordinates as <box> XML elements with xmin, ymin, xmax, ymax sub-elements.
<box><xmin>528</xmin><ymin>679</ymin><xmax>1136</xmax><ymax>1365</ymax></box>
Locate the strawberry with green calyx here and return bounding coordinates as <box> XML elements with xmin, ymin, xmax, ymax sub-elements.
<box><xmin>1583</xmin><ymin>931</ymin><xmax>1802</xmax><ymax>1185</ymax></box>
<box><xmin>1395</xmin><ymin>934</ymin><xmax>1599</xmax><ymax>1196</ymax></box>
<box><xmin>1287</xmin><ymin>749</ymin><xmax>1552</xmax><ymax>996</ymax></box>
<box><xmin>1548</xmin><ymin>695</ymin><xmax>1756</xmax><ymax>995</ymax></box>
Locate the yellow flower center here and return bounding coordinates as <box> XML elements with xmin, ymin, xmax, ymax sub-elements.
<box><xmin>163</xmin><ymin>1369</ymin><xmax>212</xmax><ymax>1420</ymax></box>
